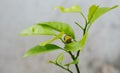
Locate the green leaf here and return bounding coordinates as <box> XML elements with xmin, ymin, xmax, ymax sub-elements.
<box><xmin>20</xmin><ymin>24</ymin><xmax>57</xmax><ymax>36</ymax></box>
<box><xmin>55</xmin><ymin>5</ymin><xmax>82</xmax><ymax>13</ymax></box>
<box><xmin>40</xmin><ymin>32</ymin><xmax>64</xmax><ymax>46</ymax></box>
<box><xmin>55</xmin><ymin>53</ymin><xmax>64</xmax><ymax>64</ymax></box>
<box><xmin>64</xmin><ymin>59</ymin><xmax>79</xmax><ymax>66</ymax></box>
<box><xmin>65</xmin><ymin>33</ymin><xmax>88</xmax><ymax>51</ymax></box>
<box><xmin>88</xmin><ymin>5</ymin><xmax>118</xmax><ymax>24</ymax></box>
<box><xmin>55</xmin><ymin>5</ymin><xmax>87</xmax><ymax>27</ymax></box>
<box><xmin>38</xmin><ymin>22</ymin><xmax>75</xmax><ymax>39</ymax></box>
<box><xmin>78</xmin><ymin>33</ymin><xmax>88</xmax><ymax>50</ymax></box>
<box><xmin>48</xmin><ymin>60</ymin><xmax>55</xmax><ymax>64</ymax></box>
<box><xmin>23</xmin><ymin>44</ymin><xmax>61</xmax><ymax>57</ymax></box>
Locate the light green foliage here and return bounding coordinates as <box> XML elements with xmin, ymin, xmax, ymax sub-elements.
<box><xmin>55</xmin><ymin>5</ymin><xmax>87</xmax><ymax>25</ymax></box>
<box><xmin>55</xmin><ymin>53</ymin><xmax>64</xmax><ymax>64</ymax></box>
<box><xmin>48</xmin><ymin>60</ymin><xmax>55</xmax><ymax>64</ymax></box>
<box><xmin>40</xmin><ymin>22</ymin><xmax>75</xmax><ymax>39</ymax></box>
<box><xmin>88</xmin><ymin>5</ymin><xmax>118</xmax><ymax>25</ymax></box>
<box><xmin>65</xmin><ymin>33</ymin><xmax>88</xmax><ymax>51</ymax></box>
<box><xmin>23</xmin><ymin>44</ymin><xmax>61</xmax><ymax>57</ymax></box>
<box><xmin>78</xmin><ymin>32</ymin><xmax>88</xmax><ymax>51</ymax></box>
<box><xmin>20</xmin><ymin>24</ymin><xmax>57</xmax><ymax>36</ymax></box>
<box><xmin>55</xmin><ymin>5</ymin><xmax>82</xmax><ymax>13</ymax></box>
<box><xmin>20</xmin><ymin>4</ymin><xmax>118</xmax><ymax>73</ymax></box>
<box><xmin>64</xmin><ymin>59</ymin><xmax>79</xmax><ymax>66</ymax></box>
<box><xmin>40</xmin><ymin>32</ymin><xmax>64</xmax><ymax>46</ymax></box>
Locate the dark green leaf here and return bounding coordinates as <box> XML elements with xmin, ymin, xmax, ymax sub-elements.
<box><xmin>20</xmin><ymin>24</ymin><xmax>57</xmax><ymax>36</ymax></box>
<box><xmin>23</xmin><ymin>44</ymin><xmax>62</xmax><ymax>57</ymax></box>
<box><xmin>38</xmin><ymin>22</ymin><xmax>75</xmax><ymax>39</ymax></box>
<box><xmin>65</xmin><ymin>33</ymin><xmax>88</xmax><ymax>51</ymax></box>
<box><xmin>88</xmin><ymin>5</ymin><xmax>118</xmax><ymax>24</ymax></box>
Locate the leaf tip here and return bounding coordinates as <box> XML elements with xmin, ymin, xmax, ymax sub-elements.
<box><xmin>19</xmin><ymin>31</ymin><xmax>28</xmax><ymax>36</ymax></box>
<box><xmin>48</xmin><ymin>60</ymin><xmax>54</xmax><ymax>64</ymax></box>
<box><xmin>19</xmin><ymin>33</ymin><xmax>25</xmax><ymax>36</ymax></box>
<box><xmin>54</xmin><ymin>6</ymin><xmax>64</xmax><ymax>12</ymax></box>
<box><xmin>23</xmin><ymin>54</ymin><xmax>29</xmax><ymax>58</ymax></box>
<box><xmin>112</xmin><ymin>5</ymin><xmax>119</xmax><ymax>9</ymax></box>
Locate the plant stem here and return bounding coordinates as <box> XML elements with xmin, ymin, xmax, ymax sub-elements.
<box><xmin>60</xmin><ymin>13</ymin><xmax>88</xmax><ymax>73</ymax></box>
<box><xmin>52</xmin><ymin>62</ymin><xmax>73</xmax><ymax>73</ymax></box>
<box><xmin>59</xmin><ymin>39</ymin><xmax>80</xmax><ymax>73</ymax></box>
<box><xmin>75</xmin><ymin>64</ymin><xmax>80</xmax><ymax>73</ymax></box>
<box><xmin>74</xmin><ymin>14</ymin><xmax>88</xmax><ymax>73</ymax></box>
<box><xmin>76</xmin><ymin>24</ymin><xmax>88</xmax><ymax>63</ymax></box>
<box><xmin>83</xmin><ymin>18</ymin><xmax>88</xmax><ymax>35</ymax></box>
<box><xmin>83</xmin><ymin>23</ymin><xmax>87</xmax><ymax>35</ymax></box>
<box><xmin>80</xmin><ymin>12</ymin><xmax>87</xmax><ymax>24</ymax></box>
<box><xmin>75</xmin><ymin>22</ymin><xmax>84</xmax><ymax>31</ymax></box>
<box><xmin>68</xmin><ymin>51</ymin><xmax>80</xmax><ymax>73</ymax></box>
<box><xmin>75</xmin><ymin>50</ymin><xmax>80</xmax><ymax>59</ymax></box>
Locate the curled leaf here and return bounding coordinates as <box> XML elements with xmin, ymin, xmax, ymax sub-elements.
<box><xmin>40</xmin><ymin>32</ymin><xmax>64</xmax><ymax>46</ymax></box>
<box><xmin>55</xmin><ymin>5</ymin><xmax>82</xmax><ymax>13</ymax></box>
<box><xmin>65</xmin><ymin>33</ymin><xmax>88</xmax><ymax>51</ymax></box>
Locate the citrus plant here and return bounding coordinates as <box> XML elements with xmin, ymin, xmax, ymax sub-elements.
<box><xmin>20</xmin><ymin>4</ymin><xmax>118</xmax><ymax>73</ymax></box>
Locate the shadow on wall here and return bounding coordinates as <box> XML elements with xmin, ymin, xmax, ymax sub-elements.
<box><xmin>86</xmin><ymin>59</ymin><xmax>120</xmax><ymax>73</ymax></box>
<box><xmin>114</xmin><ymin>53</ymin><xmax>120</xmax><ymax>70</ymax></box>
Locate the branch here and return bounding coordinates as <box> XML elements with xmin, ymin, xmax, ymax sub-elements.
<box><xmin>68</xmin><ymin>51</ymin><xmax>80</xmax><ymax>73</ymax></box>
<box><xmin>51</xmin><ymin>61</ymin><xmax>73</xmax><ymax>73</ymax></box>
<box><xmin>75</xmin><ymin>22</ymin><xmax>84</xmax><ymax>31</ymax></box>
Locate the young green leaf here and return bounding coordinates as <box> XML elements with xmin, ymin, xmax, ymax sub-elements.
<box><xmin>55</xmin><ymin>5</ymin><xmax>82</xmax><ymax>13</ymax></box>
<box><xmin>40</xmin><ymin>32</ymin><xmax>64</xmax><ymax>46</ymax></box>
<box><xmin>65</xmin><ymin>42</ymin><xmax>79</xmax><ymax>51</ymax></box>
<box><xmin>20</xmin><ymin>24</ymin><xmax>57</xmax><ymax>36</ymax></box>
<box><xmin>65</xmin><ymin>33</ymin><xmax>88</xmax><ymax>51</ymax></box>
<box><xmin>88</xmin><ymin>5</ymin><xmax>118</xmax><ymax>25</ymax></box>
<box><xmin>55</xmin><ymin>5</ymin><xmax>87</xmax><ymax>25</ymax></box>
<box><xmin>38</xmin><ymin>22</ymin><xmax>75</xmax><ymax>39</ymax></box>
<box><xmin>55</xmin><ymin>53</ymin><xmax>64</xmax><ymax>64</ymax></box>
<box><xmin>23</xmin><ymin>44</ymin><xmax>62</xmax><ymax>57</ymax></box>
<box><xmin>78</xmin><ymin>32</ymin><xmax>88</xmax><ymax>51</ymax></box>
<box><xmin>64</xmin><ymin>59</ymin><xmax>79</xmax><ymax>66</ymax></box>
<box><xmin>48</xmin><ymin>60</ymin><xmax>55</xmax><ymax>64</ymax></box>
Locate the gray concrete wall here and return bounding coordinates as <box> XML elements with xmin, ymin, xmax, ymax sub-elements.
<box><xmin>0</xmin><ymin>0</ymin><xmax>120</xmax><ymax>73</ymax></box>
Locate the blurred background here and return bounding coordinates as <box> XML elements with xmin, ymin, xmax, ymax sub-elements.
<box><xmin>0</xmin><ymin>0</ymin><xmax>120</xmax><ymax>73</ymax></box>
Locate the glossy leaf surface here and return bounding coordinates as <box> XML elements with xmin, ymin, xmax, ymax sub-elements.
<box><xmin>88</xmin><ymin>5</ymin><xmax>118</xmax><ymax>24</ymax></box>
<box><xmin>65</xmin><ymin>33</ymin><xmax>88</xmax><ymax>51</ymax></box>
<box><xmin>24</xmin><ymin>44</ymin><xmax>61</xmax><ymax>57</ymax></box>
<box><xmin>39</xmin><ymin>22</ymin><xmax>75</xmax><ymax>39</ymax></box>
<box><xmin>20</xmin><ymin>24</ymin><xmax>56</xmax><ymax>36</ymax></box>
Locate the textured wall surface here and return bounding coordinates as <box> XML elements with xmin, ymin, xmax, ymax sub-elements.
<box><xmin>0</xmin><ymin>0</ymin><xmax>120</xmax><ymax>73</ymax></box>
